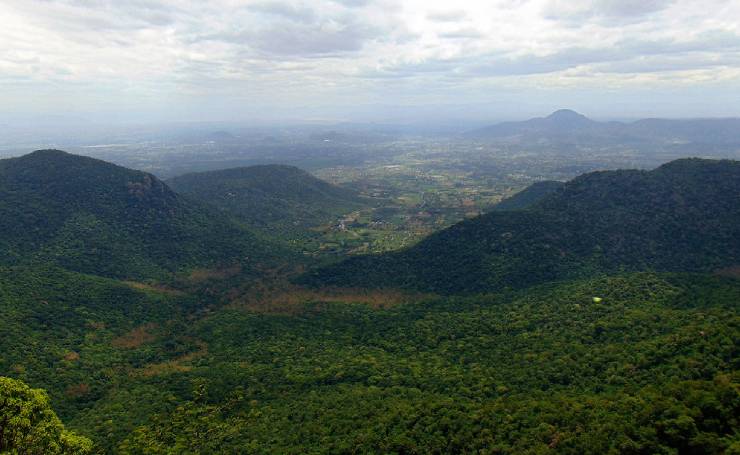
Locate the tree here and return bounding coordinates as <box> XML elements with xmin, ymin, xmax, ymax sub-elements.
<box><xmin>0</xmin><ymin>377</ymin><xmax>92</xmax><ymax>454</ymax></box>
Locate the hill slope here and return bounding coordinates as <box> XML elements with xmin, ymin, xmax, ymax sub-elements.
<box><xmin>167</xmin><ymin>165</ymin><xmax>367</xmax><ymax>235</ymax></box>
<box><xmin>301</xmin><ymin>158</ymin><xmax>740</xmax><ymax>294</ymax></box>
<box><xmin>0</xmin><ymin>150</ymin><xmax>279</xmax><ymax>279</ymax></box>
<box><xmin>492</xmin><ymin>180</ymin><xmax>565</xmax><ymax>211</ymax></box>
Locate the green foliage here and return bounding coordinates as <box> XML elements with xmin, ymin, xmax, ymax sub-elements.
<box><xmin>104</xmin><ymin>273</ymin><xmax>739</xmax><ymax>453</ymax></box>
<box><xmin>0</xmin><ymin>265</ymin><xmax>201</xmax><ymax>425</ymax></box>
<box><xmin>1</xmin><ymin>265</ymin><xmax>738</xmax><ymax>453</ymax></box>
<box><xmin>492</xmin><ymin>180</ymin><xmax>565</xmax><ymax>211</ymax></box>
<box><xmin>0</xmin><ymin>376</ymin><xmax>92</xmax><ymax>454</ymax></box>
<box><xmin>302</xmin><ymin>158</ymin><xmax>740</xmax><ymax>294</ymax></box>
<box><xmin>167</xmin><ymin>164</ymin><xmax>367</xmax><ymax>238</ymax></box>
<box><xmin>0</xmin><ymin>150</ymin><xmax>286</xmax><ymax>280</ymax></box>
<box><xmin>120</xmin><ymin>377</ymin><xmax>740</xmax><ymax>454</ymax></box>
<box><xmin>1</xmin><ymin>153</ymin><xmax>739</xmax><ymax>453</ymax></box>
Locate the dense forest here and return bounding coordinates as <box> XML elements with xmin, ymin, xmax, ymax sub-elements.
<box><xmin>490</xmin><ymin>180</ymin><xmax>564</xmax><ymax>211</ymax></box>
<box><xmin>167</xmin><ymin>164</ymin><xmax>368</xmax><ymax>240</ymax></box>
<box><xmin>116</xmin><ymin>273</ymin><xmax>740</xmax><ymax>454</ymax></box>
<box><xmin>0</xmin><ymin>151</ymin><xmax>738</xmax><ymax>453</ymax></box>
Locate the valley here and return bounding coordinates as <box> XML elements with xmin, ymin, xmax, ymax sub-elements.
<box><xmin>2</xmin><ymin>0</ymin><xmax>740</xmax><ymax>452</ymax></box>
<box><xmin>20</xmin><ymin>111</ymin><xmax>734</xmax><ymax>258</ymax></box>
<box><xmin>1</xmin><ymin>113</ymin><xmax>739</xmax><ymax>454</ymax></box>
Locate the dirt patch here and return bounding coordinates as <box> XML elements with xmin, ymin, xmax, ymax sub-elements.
<box><xmin>136</xmin><ymin>362</ymin><xmax>193</xmax><ymax>377</ymax></box>
<box><xmin>63</xmin><ymin>351</ymin><xmax>80</xmax><ymax>361</ymax></box>
<box><xmin>123</xmin><ymin>281</ymin><xmax>186</xmax><ymax>296</ymax></box>
<box><xmin>188</xmin><ymin>265</ymin><xmax>242</xmax><ymax>283</ymax></box>
<box><xmin>65</xmin><ymin>383</ymin><xmax>90</xmax><ymax>398</ymax></box>
<box><xmin>112</xmin><ymin>323</ymin><xmax>158</xmax><ymax>349</ymax></box>
<box><xmin>230</xmin><ymin>285</ymin><xmax>432</xmax><ymax>315</ymax></box>
<box><xmin>133</xmin><ymin>341</ymin><xmax>208</xmax><ymax>378</ymax></box>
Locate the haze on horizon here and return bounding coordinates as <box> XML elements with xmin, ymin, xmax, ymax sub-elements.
<box><xmin>2</xmin><ymin>0</ymin><xmax>740</xmax><ymax>125</ymax></box>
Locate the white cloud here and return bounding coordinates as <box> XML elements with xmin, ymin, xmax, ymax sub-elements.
<box><xmin>0</xmin><ymin>0</ymin><xmax>738</xmax><ymax>121</ymax></box>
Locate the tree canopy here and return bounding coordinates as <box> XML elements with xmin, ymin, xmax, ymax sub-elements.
<box><xmin>0</xmin><ymin>377</ymin><xmax>92</xmax><ymax>454</ymax></box>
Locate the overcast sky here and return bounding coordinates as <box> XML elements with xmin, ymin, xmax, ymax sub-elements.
<box><xmin>1</xmin><ymin>0</ymin><xmax>739</xmax><ymax>124</ymax></box>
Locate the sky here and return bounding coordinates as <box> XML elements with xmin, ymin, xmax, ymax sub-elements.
<box><xmin>1</xmin><ymin>0</ymin><xmax>740</xmax><ymax>124</ymax></box>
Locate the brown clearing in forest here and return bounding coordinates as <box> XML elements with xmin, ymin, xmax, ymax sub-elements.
<box><xmin>112</xmin><ymin>323</ymin><xmax>158</xmax><ymax>348</ymax></box>
<box><xmin>63</xmin><ymin>351</ymin><xmax>80</xmax><ymax>361</ymax></box>
<box><xmin>65</xmin><ymin>383</ymin><xmax>90</xmax><ymax>398</ymax></box>
<box><xmin>229</xmin><ymin>283</ymin><xmax>432</xmax><ymax>315</ymax></box>
<box><xmin>123</xmin><ymin>281</ymin><xmax>186</xmax><ymax>296</ymax></box>
<box><xmin>132</xmin><ymin>341</ymin><xmax>208</xmax><ymax>378</ymax></box>
<box><xmin>188</xmin><ymin>265</ymin><xmax>242</xmax><ymax>283</ymax></box>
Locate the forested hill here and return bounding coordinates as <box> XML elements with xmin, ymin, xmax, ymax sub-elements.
<box><xmin>0</xmin><ymin>150</ymin><xmax>281</xmax><ymax>279</ymax></box>
<box><xmin>167</xmin><ymin>165</ymin><xmax>367</xmax><ymax>234</ymax></box>
<box><xmin>492</xmin><ymin>180</ymin><xmax>564</xmax><ymax>211</ymax></box>
<box><xmin>300</xmin><ymin>158</ymin><xmax>740</xmax><ymax>294</ymax></box>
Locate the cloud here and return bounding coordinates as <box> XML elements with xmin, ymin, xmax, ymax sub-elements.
<box><xmin>427</xmin><ymin>10</ymin><xmax>467</xmax><ymax>22</ymax></box>
<box><xmin>247</xmin><ymin>1</ymin><xmax>317</xmax><ymax>22</ymax></box>
<box><xmin>439</xmin><ymin>28</ymin><xmax>485</xmax><ymax>39</ymax></box>
<box><xmin>0</xmin><ymin>0</ymin><xmax>738</xmax><ymax>121</ymax></box>
<box><xmin>362</xmin><ymin>25</ymin><xmax>740</xmax><ymax>82</ymax></box>
<box><xmin>330</xmin><ymin>0</ymin><xmax>371</xmax><ymax>7</ymax></box>
<box><xmin>250</xmin><ymin>21</ymin><xmax>380</xmax><ymax>56</ymax></box>
<box><xmin>542</xmin><ymin>0</ymin><xmax>675</xmax><ymax>22</ymax></box>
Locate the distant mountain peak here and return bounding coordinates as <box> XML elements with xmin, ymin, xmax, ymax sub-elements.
<box><xmin>466</xmin><ymin>109</ymin><xmax>596</xmax><ymax>138</ymax></box>
<box><xmin>545</xmin><ymin>109</ymin><xmax>589</xmax><ymax>123</ymax></box>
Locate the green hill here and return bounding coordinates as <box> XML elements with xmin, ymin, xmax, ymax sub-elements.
<box><xmin>0</xmin><ymin>150</ymin><xmax>280</xmax><ymax>279</ymax></box>
<box><xmin>301</xmin><ymin>158</ymin><xmax>740</xmax><ymax>294</ymax></box>
<box><xmin>492</xmin><ymin>180</ymin><xmax>565</xmax><ymax>211</ymax></box>
<box><xmin>167</xmin><ymin>165</ymin><xmax>367</xmax><ymax>237</ymax></box>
